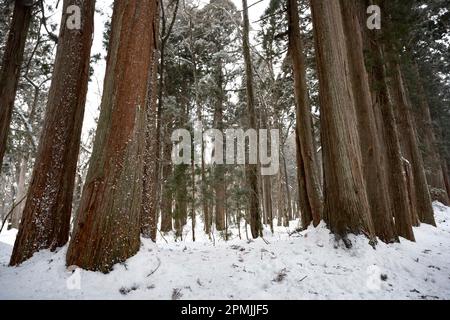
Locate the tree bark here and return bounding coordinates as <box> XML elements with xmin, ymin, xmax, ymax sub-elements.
<box><xmin>10</xmin><ymin>0</ymin><xmax>95</xmax><ymax>266</ymax></box>
<box><xmin>260</xmin><ymin>104</ymin><xmax>273</xmax><ymax>230</ymax></box>
<box><xmin>404</xmin><ymin>159</ymin><xmax>420</xmax><ymax>227</ymax></box>
<box><xmin>66</xmin><ymin>0</ymin><xmax>159</xmax><ymax>272</ymax></box>
<box><xmin>213</xmin><ymin>63</ymin><xmax>226</xmax><ymax>232</ymax></box>
<box><xmin>287</xmin><ymin>0</ymin><xmax>322</xmax><ymax>229</ymax></box>
<box><xmin>242</xmin><ymin>0</ymin><xmax>261</xmax><ymax>239</ymax></box>
<box><xmin>340</xmin><ymin>0</ymin><xmax>397</xmax><ymax>243</ymax></box>
<box><xmin>310</xmin><ymin>0</ymin><xmax>375</xmax><ymax>244</ymax></box>
<box><xmin>0</xmin><ymin>0</ymin><xmax>33</xmax><ymax>171</ymax></box>
<box><xmin>389</xmin><ymin>58</ymin><xmax>436</xmax><ymax>227</ymax></box>
<box><xmin>11</xmin><ymin>156</ymin><xmax>27</xmax><ymax>229</ymax></box>
<box><xmin>277</xmin><ymin>168</ymin><xmax>284</xmax><ymax>227</ymax></box>
<box><xmin>141</xmin><ymin>0</ymin><xmax>161</xmax><ymax>241</ymax></box>
<box><xmin>443</xmin><ymin>162</ymin><xmax>450</xmax><ymax>202</ymax></box>
<box><xmin>174</xmin><ymin>162</ymin><xmax>188</xmax><ymax>238</ymax></box>
<box><xmin>160</xmin><ymin>125</ymin><xmax>173</xmax><ymax>233</ymax></box>
<box><xmin>362</xmin><ymin>10</ymin><xmax>416</xmax><ymax>240</ymax></box>
<box><xmin>412</xmin><ymin>62</ymin><xmax>449</xmax><ymax>205</ymax></box>
<box><xmin>282</xmin><ymin>153</ymin><xmax>293</xmax><ymax>222</ymax></box>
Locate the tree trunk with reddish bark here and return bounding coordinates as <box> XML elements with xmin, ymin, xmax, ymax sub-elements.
<box><xmin>66</xmin><ymin>0</ymin><xmax>159</xmax><ymax>273</ymax></box>
<box><xmin>362</xmin><ymin>5</ymin><xmax>416</xmax><ymax>240</ymax></box>
<box><xmin>389</xmin><ymin>58</ymin><xmax>436</xmax><ymax>227</ymax></box>
<box><xmin>10</xmin><ymin>0</ymin><xmax>95</xmax><ymax>266</ymax></box>
<box><xmin>310</xmin><ymin>0</ymin><xmax>375</xmax><ymax>244</ymax></box>
<box><xmin>340</xmin><ymin>0</ymin><xmax>397</xmax><ymax>243</ymax></box>
<box><xmin>411</xmin><ymin>62</ymin><xmax>449</xmax><ymax>205</ymax></box>
<box><xmin>141</xmin><ymin>0</ymin><xmax>161</xmax><ymax>241</ymax></box>
<box><xmin>287</xmin><ymin>0</ymin><xmax>323</xmax><ymax>229</ymax></box>
<box><xmin>0</xmin><ymin>0</ymin><xmax>33</xmax><ymax>171</ymax></box>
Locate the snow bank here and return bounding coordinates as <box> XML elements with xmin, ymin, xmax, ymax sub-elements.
<box><xmin>1</xmin><ymin>203</ymin><xmax>449</xmax><ymax>300</ymax></box>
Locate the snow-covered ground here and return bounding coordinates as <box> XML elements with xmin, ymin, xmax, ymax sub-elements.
<box><xmin>1</xmin><ymin>203</ymin><xmax>449</xmax><ymax>300</ymax></box>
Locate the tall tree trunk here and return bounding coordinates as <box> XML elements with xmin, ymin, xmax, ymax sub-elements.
<box><xmin>363</xmin><ymin>0</ymin><xmax>415</xmax><ymax>240</ymax></box>
<box><xmin>10</xmin><ymin>0</ymin><xmax>95</xmax><ymax>266</ymax></box>
<box><xmin>192</xmin><ymin>48</ymin><xmax>210</xmax><ymax>236</ymax></box>
<box><xmin>443</xmin><ymin>162</ymin><xmax>450</xmax><ymax>201</ymax></box>
<box><xmin>404</xmin><ymin>159</ymin><xmax>420</xmax><ymax>227</ymax></box>
<box><xmin>242</xmin><ymin>0</ymin><xmax>261</xmax><ymax>239</ymax></box>
<box><xmin>263</xmin><ymin>174</ymin><xmax>273</xmax><ymax>231</ymax></box>
<box><xmin>174</xmin><ymin>163</ymin><xmax>188</xmax><ymax>238</ymax></box>
<box><xmin>191</xmin><ymin>152</ymin><xmax>196</xmax><ymax>242</ymax></box>
<box><xmin>287</xmin><ymin>0</ymin><xmax>322</xmax><ymax>229</ymax></box>
<box><xmin>412</xmin><ymin>62</ymin><xmax>449</xmax><ymax>205</ymax></box>
<box><xmin>282</xmin><ymin>170</ymin><xmax>289</xmax><ymax>227</ymax></box>
<box><xmin>340</xmin><ymin>0</ymin><xmax>397</xmax><ymax>243</ymax></box>
<box><xmin>160</xmin><ymin>125</ymin><xmax>173</xmax><ymax>233</ymax></box>
<box><xmin>0</xmin><ymin>0</ymin><xmax>33</xmax><ymax>171</ymax></box>
<box><xmin>201</xmin><ymin>129</ymin><xmax>210</xmax><ymax>235</ymax></box>
<box><xmin>260</xmin><ymin>105</ymin><xmax>273</xmax><ymax>230</ymax></box>
<box><xmin>282</xmin><ymin>153</ymin><xmax>293</xmax><ymax>222</ymax></box>
<box><xmin>309</xmin><ymin>0</ymin><xmax>375</xmax><ymax>244</ymax></box>
<box><xmin>213</xmin><ymin>63</ymin><xmax>225</xmax><ymax>232</ymax></box>
<box><xmin>281</xmin><ymin>155</ymin><xmax>292</xmax><ymax>227</ymax></box>
<box><xmin>11</xmin><ymin>156</ymin><xmax>27</xmax><ymax>229</ymax></box>
<box><xmin>214</xmin><ymin>163</ymin><xmax>225</xmax><ymax>232</ymax></box>
<box><xmin>277</xmin><ymin>167</ymin><xmax>284</xmax><ymax>227</ymax></box>
<box><xmin>66</xmin><ymin>0</ymin><xmax>159</xmax><ymax>272</ymax></box>
<box><xmin>388</xmin><ymin>57</ymin><xmax>436</xmax><ymax>227</ymax></box>
<box><xmin>141</xmin><ymin>0</ymin><xmax>161</xmax><ymax>241</ymax></box>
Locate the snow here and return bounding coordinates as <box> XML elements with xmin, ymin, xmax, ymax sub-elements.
<box><xmin>1</xmin><ymin>203</ymin><xmax>449</xmax><ymax>300</ymax></box>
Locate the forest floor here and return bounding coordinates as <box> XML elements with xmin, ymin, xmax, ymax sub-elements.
<box><xmin>1</xmin><ymin>203</ymin><xmax>450</xmax><ymax>300</ymax></box>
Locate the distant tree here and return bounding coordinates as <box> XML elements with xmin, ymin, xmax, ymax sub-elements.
<box><xmin>242</xmin><ymin>0</ymin><xmax>262</xmax><ymax>238</ymax></box>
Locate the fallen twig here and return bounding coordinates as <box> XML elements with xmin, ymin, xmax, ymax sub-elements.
<box><xmin>146</xmin><ymin>257</ymin><xmax>161</xmax><ymax>277</ymax></box>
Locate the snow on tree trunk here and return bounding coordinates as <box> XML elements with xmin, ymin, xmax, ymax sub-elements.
<box><xmin>9</xmin><ymin>0</ymin><xmax>95</xmax><ymax>266</ymax></box>
<box><xmin>141</xmin><ymin>0</ymin><xmax>160</xmax><ymax>241</ymax></box>
<box><xmin>66</xmin><ymin>0</ymin><xmax>159</xmax><ymax>273</ymax></box>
